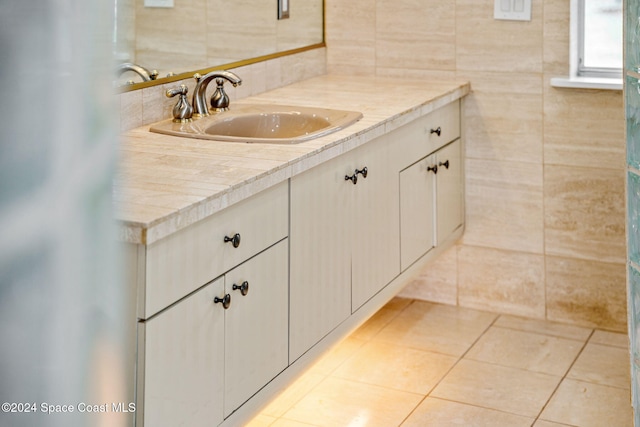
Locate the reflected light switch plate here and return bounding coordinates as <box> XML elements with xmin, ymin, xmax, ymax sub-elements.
<box><xmin>494</xmin><ymin>0</ymin><xmax>531</xmax><ymax>21</ymax></box>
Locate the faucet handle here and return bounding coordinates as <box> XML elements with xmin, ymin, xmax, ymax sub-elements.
<box><xmin>211</xmin><ymin>78</ymin><xmax>231</xmax><ymax>111</ymax></box>
<box><xmin>166</xmin><ymin>84</ymin><xmax>193</xmax><ymax>123</ymax></box>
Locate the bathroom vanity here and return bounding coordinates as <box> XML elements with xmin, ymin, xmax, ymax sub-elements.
<box><xmin>116</xmin><ymin>75</ymin><xmax>469</xmax><ymax>427</ymax></box>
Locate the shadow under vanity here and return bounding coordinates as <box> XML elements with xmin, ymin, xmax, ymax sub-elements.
<box><xmin>117</xmin><ymin>74</ymin><xmax>470</xmax><ymax>427</ymax></box>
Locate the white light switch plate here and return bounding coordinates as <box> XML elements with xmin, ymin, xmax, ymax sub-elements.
<box><xmin>494</xmin><ymin>0</ymin><xmax>531</xmax><ymax>21</ymax></box>
<box><xmin>144</xmin><ymin>0</ymin><xmax>174</xmax><ymax>8</ymax></box>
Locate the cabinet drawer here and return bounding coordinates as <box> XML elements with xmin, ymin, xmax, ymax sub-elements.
<box><xmin>143</xmin><ymin>181</ymin><xmax>289</xmax><ymax>318</ymax></box>
<box><xmin>393</xmin><ymin>100</ymin><xmax>460</xmax><ymax>168</ymax></box>
<box><xmin>427</xmin><ymin>100</ymin><xmax>460</xmax><ymax>148</ymax></box>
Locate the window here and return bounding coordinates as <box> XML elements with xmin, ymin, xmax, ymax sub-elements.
<box><xmin>577</xmin><ymin>0</ymin><xmax>622</xmax><ymax>78</ymax></box>
<box><xmin>552</xmin><ymin>0</ymin><xmax>622</xmax><ymax>89</ymax></box>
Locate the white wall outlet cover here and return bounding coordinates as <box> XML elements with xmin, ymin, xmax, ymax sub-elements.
<box><xmin>144</xmin><ymin>0</ymin><xmax>174</xmax><ymax>8</ymax></box>
<box><xmin>494</xmin><ymin>0</ymin><xmax>531</xmax><ymax>21</ymax></box>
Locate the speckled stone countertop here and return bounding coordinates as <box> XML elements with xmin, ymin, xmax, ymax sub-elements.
<box><xmin>115</xmin><ymin>75</ymin><xmax>470</xmax><ymax>245</ymax></box>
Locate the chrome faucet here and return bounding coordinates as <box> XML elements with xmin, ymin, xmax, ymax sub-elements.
<box><xmin>116</xmin><ymin>62</ymin><xmax>159</xmax><ymax>82</ymax></box>
<box><xmin>192</xmin><ymin>70</ymin><xmax>242</xmax><ymax>117</ymax></box>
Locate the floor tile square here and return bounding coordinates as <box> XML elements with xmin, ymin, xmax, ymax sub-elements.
<box><xmin>333</xmin><ymin>340</ymin><xmax>457</xmax><ymax>394</ymax></box>
<box><xmin>282</xmin><ymin>377</ymin><xmax>423</xmax><ymax>427</ymax></box>
<box><xmin>540</xmin><ymin>378</ymin><xmax>633</xmax><ymax>427</ymax></box>
<box><xmin>401</xmin><ymin>397</ymin><xmax>534</xmax><ymax>427</ymax></box>
<box><xmin>567</xmin><ymin>342</ymin><xmax>631</xmax><ymax>389</ymax></box>
<box><xmin>590</xmin><ymin>329</ymin><xmax>629</xmax><ymax>348</ymax></box>
<box><xmin>375</xmin><ymin>301</ymin><xmax>497</xmax><ymax>356</ymax></box>
<box><xmin>465</xmin><ymin>326</ymin><xmax>583</xmax><ymax>375</ymax></box>
<box><xmin>494</xmin><ymin>314</ymin><xmax>592</xmax><ymax>341</ymax></box>
<box><xmin>431</xmin><ymin>359</ymin><xmax>561</xmax><ymax>417</ymax></box>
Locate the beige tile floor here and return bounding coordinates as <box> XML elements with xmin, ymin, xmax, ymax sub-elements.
<box><xmin>247</xmin><ymin>298</ymin><xmax>633</xmax><ymax>427</ymax></box>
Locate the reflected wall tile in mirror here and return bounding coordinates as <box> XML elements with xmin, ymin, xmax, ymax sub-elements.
<box><xmin>209</xmin><ymin>0</ymin><xmax>276</xmax><ymax>65</ymax></box>
<box><xmin>136</xmin><ymin>0</ymin><xmax>208</xmax><ymax>76</ymax></box>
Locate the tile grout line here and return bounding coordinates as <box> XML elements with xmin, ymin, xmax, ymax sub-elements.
<box><xmin>531</xmin><ymin>328</ymin><xmax>596</xmax><ymax>425</ymax></box>
<box><xmin>395</xmin><ymin>311</ymin><xmax>502</xmax><ymax>426</ymax></box>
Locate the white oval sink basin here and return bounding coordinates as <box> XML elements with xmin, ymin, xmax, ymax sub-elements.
<box><xmin>149</xmin><ymin>104</ymin><xmax>363</xmax><ymax>144</ymax></box>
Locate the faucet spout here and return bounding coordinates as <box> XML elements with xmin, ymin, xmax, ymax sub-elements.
<box><xmin>192</xmin><ymin>70</ymin><xmax>242</xmax><ymax>117</ymax></box>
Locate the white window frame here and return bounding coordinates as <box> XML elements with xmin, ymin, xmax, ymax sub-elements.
<box><xmin>551</xmin><ymin>0</ymin><xmax>622</xmax><ymax>90</ymax></box>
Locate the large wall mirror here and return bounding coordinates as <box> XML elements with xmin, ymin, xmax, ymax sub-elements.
<box><xmin>114</xmin><ymin>0</ymin><xmax>324</xmax><ymax>90</ymax></box>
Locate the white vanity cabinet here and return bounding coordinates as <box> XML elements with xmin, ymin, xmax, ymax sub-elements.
<box><xmin>435</xmin><ymin>139</ymin><xmax>463</xmax><ymax>245</ymax></box>
<box><xmin>222</xmin><ymin>240</ymin><xmax>289</xmax><ymax>417</ymax></box>
<box><xmin>399</xmin><ymin>101</ymin><xmax>462</xmax><ymax>270</ymax></box>
<box><xmin>139</xmin><ymin>276</ymin><xmax>225</xmax><ymax>427</ymax></box>
<box><xmin>134</xmin><ymin>182</ymin><xmax>289</xmax><ymax>427</ymax></box>
<box><xmin>125</xmin><ymin>89</ymin><xmax>468</xmax><ymax>427</ymax></box>
<box><xmin>399</xmin><ymin>139</ymin><xmax>462</xmax><ymax>270</ymax></box>
<box><xmin>138</xmin><ymin>240</ymin><xmax>288</xmax><ymax>427</ymax></box>
<box><xmin>289</xmin><ymin>133</ymin><xmax>401</xmax><ymax>362</ymax></box>
<box><xmin>400</xmin><ymin>154</ymin><xmax>436</xmax><ymax>271</ymax></box>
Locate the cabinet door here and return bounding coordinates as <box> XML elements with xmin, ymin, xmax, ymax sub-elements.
<box><xmin>224</xmin><ymin>240</ymin><xmax>289</xmax><ymax>417</ymax></box>
<box><xmin>141</xmin><ymin>277</ymin><xmax>225</xmax><ymax>427</ymax></box>
<box><xmin>350</xmin><ymin>136</ymin><xmax>401</xmax><ymax>311</ymax></box>
<box><xmin>289</xmin><ymin>155</ymin><xmax>352</xmax><ymax>362</ymax></box>
<box><xmin>400</xmin><ymin>155</ymin><xmax>436</xmax><ymax>271</ymax></box>
<box><xmin>436</xmin><ymin>139</ymin><xmax>463</xmax><ymax>244</ymax></box>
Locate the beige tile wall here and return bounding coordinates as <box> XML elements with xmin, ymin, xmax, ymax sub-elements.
<box><xmin>325</xmin><ymin>0</ymin><xmax>626</xmax><ymax>330</ymax></box>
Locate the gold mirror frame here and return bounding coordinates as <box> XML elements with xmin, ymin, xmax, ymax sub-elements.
<box><xmin>116</xmin><ymin>42</ymin><xmax>325</xmax><ymax>94</ymax></box>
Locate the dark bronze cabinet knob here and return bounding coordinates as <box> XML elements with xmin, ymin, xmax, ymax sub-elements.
<box><xmin>224</xmin><ymin>233</ymin><xmax>241</xmax><ymax>248</ymax></box>
<box><xmin>214</xmin><ymin>294</ymin><xmax>231</xmax><ymax>309</ymax></box>
<box><xmin>356</xmin><ymin>167</ymin><xmax>368</xmax><ymax>178</ymax></box>
<box><xmin>345</xmin><ymin>173</ymin><xmax>358</xmax><ymax>185</ymax></box>
<box><xmin>427</xmin><ymin>165</ymin><xmax>438</xmax><ymax>174</ymax></box>
<box><xmin>232</xmin><ymin>281</ymin><xmax>249</xmax><ymax>296</ymax></box>
<box><xmin>430</xmin><ymin>127</ymin><xmax>442</xmax><ymax>136</ymax></box>
<box><xmin>439</xmin><ymin>160</ymin><xmax>450</xmax><ymax>169</ymax></box>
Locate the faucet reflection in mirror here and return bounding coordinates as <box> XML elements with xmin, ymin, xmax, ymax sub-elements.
<box><xmin>116</xmin><ymin>62</ymin><xmax>159</xmax><ymax>85</ymax></box>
